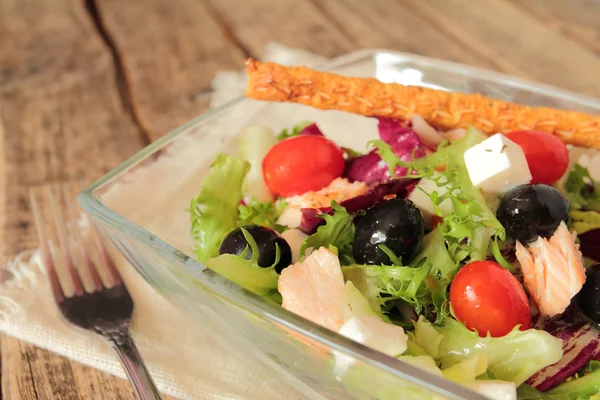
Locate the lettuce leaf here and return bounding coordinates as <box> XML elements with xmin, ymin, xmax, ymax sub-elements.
<box><xmin>537</xmin><ymin>366</ymin><xmax>600</xmax><ymax>399</ymax></box>
<box><xmin>189</xmin><ymin>153</ymin><xmax>250</xmax><ymax>261</ymax></box>
<box><xmin>300</xmin><ymin>202</ymin><xmax>358</xmax><ymax>265</ymax></box>
<box><xmin>414</xmin><ymin>317</ymin><xmax>563</xmax><ymax>385</ymax></box>
<box><xmin>203</xmin><ymin>227</ymin><xmax>281</xmax><ymax>301</ymax></box>
<box><xmin>238</xmin><ymin>198</ymin><xmax>286</xmax><ymax>232</ymax></box>
<box><xmin>570</xmin><ymin>210</ymin><xmax>600</xmax><ymax>235</ymax></box>
<box><xmin>342</xmin><ymin>229</ymin><xmax>456</xmax><ymax>323</ymax></box>
<box><xmin>276</xmin><ymin>121</ymin><xmax>313</xmax><ymax>141</ymax></box>
<box><xmin>238</xmin><ymin>125</ymin><xmax>277</xmax><ymax>202</ymax></box>
<box><xmin>564</xmin><ymin>164</ymin><xmax>600</xmax><ymax>212</ymax></box>
<box><xmin>204</xmin><ymin>254</ymin><xmax>280</xmax><ymax>301</ymax></box>
<box><xmin>374</xmin><ymin>126</ymin><xmax>505</xmax><ymax>264</ymax></box>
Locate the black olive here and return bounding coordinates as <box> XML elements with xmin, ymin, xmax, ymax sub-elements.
<box><xmin>219</xmin><ymin>225</ymin><xmax>292</xmax><ymax>273</ymax></box>
<box><xmin>353</xmin><ymin>198</ymin><xmax>424</xmax><ymax>265</ymax></box>
<box><xmin>577</xmin><ymin>264</ymin><xmax>600</xmax><ymax>324</ymax></box>
<box><xmin>496</xmin><ymin>184</ymin><xmax>569</xmax><ymax>243</ymax></box>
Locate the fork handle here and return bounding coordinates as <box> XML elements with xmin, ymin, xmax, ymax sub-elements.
<box><xmin>110</xmin><ymin>336</ymin><xmax>163</xmax><ymax>400</ymax></box>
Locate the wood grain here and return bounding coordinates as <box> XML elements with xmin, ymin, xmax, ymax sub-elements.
<box><xmin>310</xmin><ymin>0</ymin><xmax>504</xmax><ymax>71</ymax></box>
<box><xmin>0</xmin><ymin>0</ymin><xmax>148</xmax><ymax>398</ymax></box>
<box><xmin>0</xmin><ymin>0</ymin><xmax>108</xmax><ymax>91</ymax></box>
<box><xmin>2</xmin><ymin>0</ymin><xmax>600</xmax><ymax>398</ymax></box>
<box><xmin>406</xmin><ymin>0</ymin><xmax>600</xmax><ymax>97</ymax></box>
<box><xmin>94</xmin><ymin>0</ymin><xmax>247</xmax><ymax>140</ymax></box>
<box><xmin>511</xmin><ymin>0</ymin><xmax>600</xmax><ymax>54</ymax></box>
<box><xmin>201</xmin><ymin>0</ymin><xmax>356</xmax><ymax>57</ymax></box>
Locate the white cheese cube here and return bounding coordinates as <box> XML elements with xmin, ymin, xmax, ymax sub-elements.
<box><xmin>333</xmin><ymin>315</ymin><xmax>408</xmax><ymax>377</ymax></box>
<box><xmin>463</xmin><ymin>134</ymin><xmax>532</xmax><ymax>194</ymax></box>
<box><xmin>408</xmin><ymin>172</ymin><xmax>453</xmax><ymax>228</ymax></box>
<box><xmin>280</xmin><ymin>229</ymin><xmax>307</xmax><ymax>263</ymax></box>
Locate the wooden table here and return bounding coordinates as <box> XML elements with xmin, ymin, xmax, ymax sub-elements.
<box><xmin>2</xmin><ymin>0</ymin><xmax>600</xmax><ymax>398</ymax></box>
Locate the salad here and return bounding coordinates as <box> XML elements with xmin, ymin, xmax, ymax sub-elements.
<box><xmin>188</xmin><ymin>60</ymin><xmax>600</xmax><ymax>400</ymax></box>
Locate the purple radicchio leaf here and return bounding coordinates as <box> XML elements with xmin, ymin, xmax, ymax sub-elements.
<box><xmin>345</xmin><ymin>117</ymin><xmax>425</xmax><ymax>185</ymax></box>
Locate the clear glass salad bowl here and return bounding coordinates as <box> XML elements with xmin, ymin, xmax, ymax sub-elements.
<box><xmin>78</xmin><ymin>49</ymin><xmax>600</xmax><ymax>400</ymax></box>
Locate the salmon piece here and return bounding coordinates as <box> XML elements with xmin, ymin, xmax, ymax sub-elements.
<box><xmin>515</xmin><ymin>222</ymin><xmax>586</xmax><ymax>317</ymax></box>
<box><xmin>277</xmin><ymin>178</ymin><xmax>369</xmax><ymax>229</ymax></box>
<box><xmin>278</xmin><ymin>247</ymin><xmax>345</xmax><ymax>331</ymax></box>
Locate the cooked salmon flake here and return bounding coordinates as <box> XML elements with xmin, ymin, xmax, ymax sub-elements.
<box><xmin>278</xmin><ymin>247</ymin><xmax>345</xmax><ymax>331</ymax></box>
<box><xmin>515</xmin><ymin>222</ymin><xmax>586</xmax><ymax>317</ymax></box>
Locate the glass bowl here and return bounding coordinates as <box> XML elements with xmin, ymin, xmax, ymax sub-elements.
<box><xmin>78</xmin><ymin>49</ymin><xmax>600</xmax><ymax>400</ymax></box>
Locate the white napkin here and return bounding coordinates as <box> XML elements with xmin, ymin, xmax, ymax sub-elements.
<box><xmin>0</xmin><ymin>43</ymin><xmax>327</xmax><ymax>400</ymax></box>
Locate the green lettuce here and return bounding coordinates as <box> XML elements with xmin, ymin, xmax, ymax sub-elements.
<box><xmin>300</xmin><ymin>202</ymin><xmax>358</xmax><ymax>265</ymax></box>
<box><xmin>189</xmin><ymin>153</ymin><xmax>250</xmax><ymax>261</ymax></box>
<box><xmin>517</xmin><ymin>365</ymin><xmax>600</xmax><ymax>400</ymax></box>
<box><xmin>564</xmin><ymin>164</ymin><xmax>600</xmax><ymax>212</ymax></box>
<box><xmin>237</xmin><ymin>198</ymin><xmax>286</xmax><ymax>232</ymax></box>
<box><xmin>374</xmin><ymin>126</ymin><xmax>505</xmax><ymax>264</ymax></box>
<box><xmin>414</xmin><ymin>316</ymin><xmax>563</xmax><ymax>385</ymax></box>
<box><xmin>203</xmin><ymin>228</ymin><xmax>280</xmax><ymax>301</ymax></box>
<box><xmin>342</xmin><ymin>229</ymin><xmax>456</xmax><ymax>323</ymax></box>
<box><xmin>276</xmin><ymin>120</ymin><xmax>312</xmax><ymax>141</ymax></box>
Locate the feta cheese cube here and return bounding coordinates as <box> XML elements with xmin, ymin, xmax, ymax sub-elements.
<box><xmin>408</xmin><ymin>172</ymin><xmax>453</xmax><ymax>228</ymax></box>
<box><xmin>463</xmin><ymin>134</ymin><xmax>532</xmax><ymax>195</ymax></box>
<box><xmin>333</xmin><ymin>315</ymin><xmax>408</xmax><ymax>377</ymax></box>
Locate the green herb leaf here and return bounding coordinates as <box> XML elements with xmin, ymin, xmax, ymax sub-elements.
<box><xmin>415</xmin><ymin>316</ymin><xmax>563</xmax><ymax>385</ymax></box>
<box><xmin>300</xmin><ymin>201</ymin><xmax>359</xmax><ymax>265</ymax></box>
<box><xmin>342</xmin><ymin>229</ymin><xmax>457</xmax><ymax>324</ymax></box>
<box><xmin>570</xmin><ymin>210</ymin><xmax>600</xmax><ymax>235</ymax></box>
<box><xmin>565</xmin><ymin>164</ymin><xmax>600</xmax><ymax>212</ymax></box>
<box><xmin>237</xmin><ymin>198</ymin><xmax>286</xmax><ymax>232</ymax></box>
<box><xmin>189</xmin><ymin>153</ymin><xmax>250</xmax><ymax>261</ymax></box>
<box><xmin>491</xmin><ymin>236</ymin><xmax>515</xmax><ymax>272</ymax></box>
<box><xmin>373</xmin><ymin>126</ymin><xmax>505</xmax><ymax>264</ymax></box>
<box><xmin>276</xmin><ymin>120</ymin><xmax>313</xmax><ymax>141</ymax></box>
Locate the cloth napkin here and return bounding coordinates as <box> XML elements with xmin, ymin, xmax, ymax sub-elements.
<box><xmin>0</xmin><ymin>43</ymin><xmax>327</xmax><ymax>400</ymax></box>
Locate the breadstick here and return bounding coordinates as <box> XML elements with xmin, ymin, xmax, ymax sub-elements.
<box><xmin>245</xmin><ymin>58</ymin><xmax>600</xmax><ymax>149</ymax></box>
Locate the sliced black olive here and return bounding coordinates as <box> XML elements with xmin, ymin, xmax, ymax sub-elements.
<box><xmin>576</xmin><ymin>263</ymin><xmax>600</xmax><ymax>324</ymax></box>
<box><xmin>353</xmin><ymin>198</ymin><xmax>424</xmax><ymax>266</ymax></box>
<box><xmin>496</xmin><ymin>184</ymin><xmax>569</xmax><ymax>243</ymax></box>
<box><xmin>219</xmin><ymin>225</ymin><xmax>292</xmax><ymax>273</ymax></box>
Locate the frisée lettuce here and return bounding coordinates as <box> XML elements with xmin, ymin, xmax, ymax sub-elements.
<box><xmin>374</xmin><ymin>126</ymin><xmax>506</xmax><ymax>264</ymax></box>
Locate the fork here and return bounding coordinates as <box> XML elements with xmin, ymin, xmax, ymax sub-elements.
<box><xmin>30</xmin><ymin>185</ymin><xmax>163</xmax><ymax>400</ymax></box>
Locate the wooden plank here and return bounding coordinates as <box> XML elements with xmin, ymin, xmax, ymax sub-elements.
<box><xmin>404</xmin><ymin>0</ymin><xmax>600</xmax><ymax>97</ymax></box>
<box><xmin>0</xmin><ymin>65</ymin><xmax>145</xmax><ymax>261</ymax></box>
<box><xmin>94</xmin><ymin>0</ymin><xmax>248</xmax><ymax>140</ymax></box>
<box><xmin>0</xmin><ymin>0</ymin><xmax>151</xmax><ymax>398</ymax></box>
<box><xmin>0</xmin><ymin>0</ymin><xmax>108</xmax><ymax>91</ymax></box>
<box><xmin>311</xmin><ymin>0</ymin><xmax>506</xmax><ymax>72</ymax></box>
<box><xmin>511</xmin><ymin>0</ymin><xmax>600</xmax><ymax>54</ymax></box>
<box><xmin>200</xmin><ymin>0</ymin><xmax>356</xmax><ymax>57</ymax></box>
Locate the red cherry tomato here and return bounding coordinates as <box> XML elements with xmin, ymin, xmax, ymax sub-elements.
<box><xmin>262</xmin><ymin>136</ymin><xmax>345</xmax><ymax>197</ymax></box>
<box><xmin>450</xmin><ymin>260</ymin><xmax>531</xmax><ymax>337</ymax></box>
<box><xmin>505</xmin><ymin>130</ymin><xmax>569</xmax><ymax>185</ymax></box>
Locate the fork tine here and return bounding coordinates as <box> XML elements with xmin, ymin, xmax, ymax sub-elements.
<box><xmin>47</xmin><ymin>186</ymin><xmax>85</xmax><ymax>296</ymax></box>
<box><xmin>61</xmin><ymin>184</ymin><xmax>104</xmax><ymax>292</ymax></box>
<box><xmin>86</xmin><ymin>214</ymin><xmax>122</xmax><ymax>286</ymax></box>
<box><xmin>29</xmin><ymin>189</ymin><xmax>65</xmax><ymax>303</ymax></box>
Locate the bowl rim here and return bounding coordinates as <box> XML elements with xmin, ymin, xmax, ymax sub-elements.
<box><xmin>78</xmin><ymin>48</ymin><xmax>600</xmax><ymax>399</ymax></box>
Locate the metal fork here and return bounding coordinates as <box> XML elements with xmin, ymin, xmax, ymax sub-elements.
<box><xmin>30</xmin><ymin>185</ymin><xmax>163</xmax><ymax>400</ymax></box>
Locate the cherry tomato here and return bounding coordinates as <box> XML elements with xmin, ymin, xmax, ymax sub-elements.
<box><xmin>450</xmin><ymin>260</ymin><xmax>531</xmax><ymax>337</ymax></box>
<box><xmin>262</xmin><ymin>136</ymin><xmax>345</xmax><ymax>197</ymax></box>
<box><xmin>505</xmin><ymin>130</ymin><xmax>569</xmax><ymax>185</ymax></box>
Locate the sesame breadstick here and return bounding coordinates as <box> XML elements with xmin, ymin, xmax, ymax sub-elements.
<box><xmin>245</xmin><ymin>58</ymin><xmax>600</xmax><ymax>149</ymax></box>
